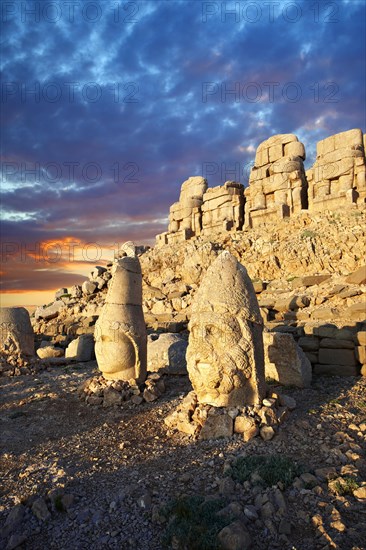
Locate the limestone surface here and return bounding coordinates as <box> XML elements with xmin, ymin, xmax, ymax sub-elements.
<box><xmin>245</xmin><ymin>133</ymin><xmax>308</xmax><ymax>228</ymax></box>
<box><xmin>186</xmin><ymin>251</ymin><xmax>266</xmax><ymax>407</ymax></box>
<box><xmin>264</xmin><ymin>331</ymin><xmax>312</xmax><ymax>388</ymax></box>
<box><xmin>307</xmin><ymin>129</ymin><xmax>366</xmax><ymax>212</ymax></box>
<box><xmin>147</xmin><ymin>333</ymin><xmax>188</xmax><ymax>374</ymax></box>
<box><xmin>0</xmin><ymin>307</ymin><xmax>35</xmax><ymax>356</ymax></box>
<box><xmin>65</xmin><ymin>334</ymin><xmax>95</xmax><ymax>362</ymax></box>
<box><xmin>94</xmin><ymin>253</ymin><xmax>147</xmax><ymax>383</ymax></box>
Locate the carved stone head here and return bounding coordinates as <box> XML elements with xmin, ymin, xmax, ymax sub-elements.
<box><xmin>186</xmin><ymin>252</ymin><xmax>266</xmax><ymax>407</ymax></box>
<box><xmin>95</xmin><ymin>249</ymin><xmax>147</xmax><ymax>383</ymax></box>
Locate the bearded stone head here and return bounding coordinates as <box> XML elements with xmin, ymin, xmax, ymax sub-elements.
<box><xmin>186</xmin><ymin>252</ymin><xmax>266</xmax><ymax>407</ymax></box>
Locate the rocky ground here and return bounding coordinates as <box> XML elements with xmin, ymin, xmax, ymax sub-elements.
<box><xmin>1</xmin><ymin>363</ymin><xmax>365</xmax><ymax>550</ymax></box>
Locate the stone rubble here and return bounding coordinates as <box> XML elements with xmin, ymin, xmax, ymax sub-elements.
<box><xmin>77</xmin><ymin>372</ymin><xmax>166</xmax><ymax>408</ymax></box>
<box><xmin>164</xmin><ymin>389</ymin><xmax>295</xmax><ymax>442</ymax></box>
<box><xmin>1</xmin><ymin>365</ymin><xmax>365</xmax><ymax>550</ymax></box>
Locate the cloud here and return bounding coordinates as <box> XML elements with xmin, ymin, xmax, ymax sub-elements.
<box><xmin>1</xmin><ymin>0</ymin><xmax>365</xmax><ymax>302</ymax></box>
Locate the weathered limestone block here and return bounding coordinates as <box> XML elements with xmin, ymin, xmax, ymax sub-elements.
<box><xmin>147</xmin><ymin>333</ymin><xmax>188</xmax><ymax>374</ymax></box>
<box><xmin>263</xmin><ymin>332</ymin><xmax>312</xmax><ymax>388</ymax></box>
<box><xmin>65</xmin><ymin>334</ymin><xmax>95</xmax><ymax>361</ymax></box>
<box><xmin>309</xmin><ymin>129</ymin><xmax>365</xmax><ymax>211</ymax></box>
<box><xmin>69</xmin><ymin>285</ymin><xmax>82</xmax><ymax>298</ymax></box>
<box><xmin>35</xmin><ymin>300</ymin><xmax>65</xmax><ymax>321</ymax></box>
<box><xmin>186</xmin><ymin>252</ymin><xmax>266</xmax><ymax>407</ymax></box>
<box><xmin>245</xmin><ymin>134</ymin><xmax>308</xmax><ymax>228</ymax></box>
<box><xmin>37</xmin><ymin>345</ymin><xmax>64</xmax><ymax>359</ymax></box>
<box><xmin>82</xmin><ymin>280</ymin><xmax>97</xmax><ymax>295</ymax></box>
<box><xmin>90</xmin><ymin>265</ymin><xmax>107</xmax><ymax>279</ymax></box>
<box><xmin>167</xmin><ymin>176</ymin><xmax>207</xmax><ymax>236</ymax></box>
<box><xmin>94</xmin><ymin>251</ymin><xmax>147</xmax><ymax>383</ymax></box>
<box><xmin>201</xmin><ymin>181</ymin><xmax>245</xmax><ymax>234</ymax></box>
<box><xmin>318</xmin><ymin>348</ymin><xmax>357</xmax><ymax>366</ymax></box>
<box><xmin>0</xmin><ymin>307</ymin><xmax>35</xmax><ymax>356</ymax></box>
<box><xmin>346</xmin><ymin>265</ymin><xmax>366</xmax><ymax>285</ymax></box>
<box><xmin>55</xmin><ymin>288</ymin><xmax>68</xmax><ymax>300</ymax></box>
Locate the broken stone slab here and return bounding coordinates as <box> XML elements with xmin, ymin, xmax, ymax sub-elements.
<box><xmin>65</xmin><ymin>334</ymin><xmax>95</xmax><ymax>361</ymax></box>
<box><xmin>82</xmin><ymin>280</ymin><xmax>97</xmax><ymax>295</ymax></box>
<box><xmin>311</xmin><ymin>307</ymin><xmax>340</xmax><ymax>321</ymax></box>
<box><xmin>34</xmin><ymin>300</ymin><xmax>65</xmax><ymax>321</ymax></box>
<box><xmin>291</xmin><ymin>275</ymin><xmax>331</xmax><ymax>288</ymax></box>
<box><xmin>37</xmin><ymin>345</ymin><xmax>64</xmax><ymax>359</ymax></box>
<box><xmin>274</xmin><ymin>295</ymin><xmax>310</xmax><ymax>312</ymax></box>
<box><xmin>147</xmin><ymin>333</ymin><xmax>188</xmax><ymax>374</ymax></box>
<box><xmin>344</xmin><ymin>301</ymin><xmax>366</xmax><ymax>322</ymax></box>
<box><xmin>55</xmin><ymin>288</ymin><xmax>68</xmax><ymax>300</ymax></box>
<box><xmin>345</xmin><ymin>265</ymin><xmax>366</xmax><ymax>285</ymax></box>
<box><xmin>264</xmin><ymin>331</ymin><xmax>312</xmax><ymax>387</ymax></box>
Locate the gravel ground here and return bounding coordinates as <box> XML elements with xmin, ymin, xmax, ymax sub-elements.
<box><xmin>0</xmin><ymin>363</ymin><xmax>365</xmax><ymax>550</ymax></box>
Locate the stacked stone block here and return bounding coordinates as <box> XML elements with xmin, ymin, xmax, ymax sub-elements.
<box><xmin>306</xmin><ymin>129</ymin><xmax>366</xmax><ymax>211</ymax></box>
<box><xmin>156</xmin><ymin>129</ymin><xmax>365</xmax><ymax>246</ymax></box>
<box><xmin>298</xmin><ymin>325</ymin><xmax>361</xmax><ymax>376</ymax></box>
<box><xmin>244</xmin><ymin>134</ymin><xmax>308</xmax><ymax>228</ymax></box>
<box><xmin>156</xmin><ymin>177</ymin><xmax>207</xmax><ymax>246</ymax></box>
<box><xmin>201</xmin><ymin>181</ymin><xmax>245</xmax><ymax>235</ymax></box>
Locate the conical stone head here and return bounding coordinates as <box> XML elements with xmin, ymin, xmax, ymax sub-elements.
<box><xmin>186</xmin><ymin>251</ymin><xmax>266</xmax><ymax>407</ymax></box>
<box><xmin>95</xmin><ymin>255</ymin><xmax>147</xmax><ymax>383</ymax></box>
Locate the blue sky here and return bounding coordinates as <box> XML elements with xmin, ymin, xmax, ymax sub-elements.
<box><xmin>1</xmin><ymin>0</ymin><xmax>365</xmax><ymax>303</ymax></box>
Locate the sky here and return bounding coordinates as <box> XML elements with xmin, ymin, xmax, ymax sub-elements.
<box><xmin>1</xmin><ymin>0</ymin><xmax>365</xmax><ymax>306</ymax></box>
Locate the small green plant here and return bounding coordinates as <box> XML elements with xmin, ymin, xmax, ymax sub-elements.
<box><xmin>265</xmin><ymin>377</ymin><xmax>279</xmax><ymax>386</ymax></box>
<box><xmin>355</xmin><ymin>400</ymin><xmax>366</xmax><ymax>409</ymax></box>
<box><xmin>226</xmin><ymin>454</ymin><xmax>303</xmax><ymax>488</ymax></box>
<box><xmin>54</xmin><ymin>495</ymin><xmax>65</xmax><ymax>512</ymax></box>
<box><xmin>333</xmin><ymin>477</ymin><xmax>359</xmax><ymax>496</ymax></box>
<box><xmin>161</xmin><ymin>495</ymin><xmax>230</xmax><ymax>550</ymax></box>
<box><xmin>300</xmin><ymin>229</ymin><xmax>317</xmax><ymax>240</ymax></box>
<box><xmin>328</xmin><ymin>398</ymin><xmax>342</xmax><ymax>406</ymax></box>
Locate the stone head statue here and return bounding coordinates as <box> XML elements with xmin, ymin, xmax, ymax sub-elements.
<box><xmin>186</xmin><ymin>251</ymin><xmax>266</xmax><ymax>407</ymax></box>
<box><xmin>0</xmin><ymin>307</ymin><xmax>35</xmax><ymax>356</ymax></box>
<box><xmin>95</xmin><ymin>250</ymin><xmax>147</xmax><ymax>383</ymax></box>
